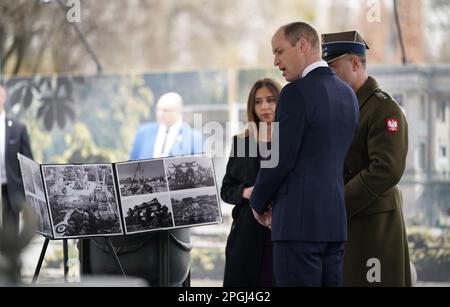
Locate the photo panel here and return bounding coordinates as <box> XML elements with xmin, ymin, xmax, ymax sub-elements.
<box><xmin>170</xmin><ymin>186</ymin><xmax>222</xmax><ymax>227</ymax></box>
<box><xmin>164</xmin><ymin>156</ymin><xmax>215</xmax><ymax>192</ymax></box>
<box><xmin>42</xmin><ymin>164</ymin><xmax>123</xmax><ymax>239</ymax></box>
<box><xmin>18</xmin><ymin>154</ymin><xmax>52</xmax><ymax>237</ymax></box>
<box><xmin>116</xmin><ymin>159</ymin><xmax>168</xmax><ymax>198</ymax></box>
<box><xmin>26</xmin><ymin>195</ymin><xmax>52</xmax><ymax>237</ymax></box>
<box><xmin>18</xmin><ymin>154</ymin><xmax>36</xmax><ymax>195</ymax></box>
<box><xmin>33</xmin><ymin>169</ymin><xmax>46</xmax><ymax>200</ymax></box>
<box><xmin>121</xmin><ymin>193</ymin><xmax>174</xmax><ymax>234</ymax></box>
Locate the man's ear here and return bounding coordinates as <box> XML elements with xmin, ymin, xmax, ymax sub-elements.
<box><xmin>296</xmin><ymin>38</ymin><xmax>308</xmax><ymax>54</ymax></box>
<box><xmin>351</xmin><ymin>56</ymin><xmax>361</xmax><ymax>72</ymax></box>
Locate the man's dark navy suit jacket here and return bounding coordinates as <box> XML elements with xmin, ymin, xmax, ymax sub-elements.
<box><xmin>250</xmin><ymin>67</ymin><xmax>359</xmax><ymax>242</ymax></box>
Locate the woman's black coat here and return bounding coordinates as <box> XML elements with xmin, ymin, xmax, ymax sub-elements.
<box><xmin>221</xmin><ymin>135</ymin><xmax>271</xmax><ymax>287</ymax></box>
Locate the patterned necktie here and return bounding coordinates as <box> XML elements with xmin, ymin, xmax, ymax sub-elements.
<box><xmin>160</xmin><ymin>128</ymin><xmax>169</xmax><ymax>157</ymax></box>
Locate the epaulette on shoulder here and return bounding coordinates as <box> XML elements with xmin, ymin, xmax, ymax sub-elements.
<box><xmin>374</xmin><ymin>89</ymin><xmax>390</xmax><ymax>101</ymax></box>
<box><xmin>373</xmin><ymin>89</ymin><xmax>404</xmax><ymax>110</ymax></box>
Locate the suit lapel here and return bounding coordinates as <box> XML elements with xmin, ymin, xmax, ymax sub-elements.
<box><xmin>147</xmin><ymin>124</ymin><xmax>159</xmax><ymax>157</ymax></box>
<box><xmin>5</xmin><ymin>117</ymin><xmax>12</xmax><ymax>153</ymax></box>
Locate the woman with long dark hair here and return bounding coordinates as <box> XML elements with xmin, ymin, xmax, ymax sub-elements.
<box><xmin>222</xmin><ymin>78</ymin><xmax>281</xmax><ymax>287</ymax></box>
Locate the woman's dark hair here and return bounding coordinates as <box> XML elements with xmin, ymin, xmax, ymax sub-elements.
<box><xmin>247</xmin><ymin>78</ymin><xmax>282</xmax><ymax>125</ymax></box>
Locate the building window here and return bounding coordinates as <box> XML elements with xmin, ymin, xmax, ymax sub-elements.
<box><xmin>420</xmin><ymin>95</ymin><xmax>426</xmax><ymax>121</ymax></box>
<box><xmin>393</xmin><ymin>94</ymin><xmax>404</xmax><ymax>107</ymax></box>
<box><xmin>419</xmin><ymin>143</ymin><xmax>427</xmax><ymax>170</ymax></box>
<box><xmin>440</xmin><ymin>146</ymin><xmax>447</xmax><ymax>158</ymax></box>
<box><xmin>437</xmin><ymin>101</ymin><xmax>446</xmax><ymax>122</ymax></box>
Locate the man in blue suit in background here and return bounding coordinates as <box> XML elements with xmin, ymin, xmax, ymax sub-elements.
<box><xmin>250</xmin><ymin>22</ymin><xmax>359</xmax><ymax>287</ymax></box>
<box><xmin>85</xmin><ymin>92</ymin><xmax>203</xmax><ymax>286</ymax></box>
<box><xmin>131</xmin><ymin>92</ymin><xmax>203</xmax><ymax>160</ymax></box>
<box><xmin>131</xmin><ymin>92</ymin><xmax>202</xmax><ymax>285</ymax></box>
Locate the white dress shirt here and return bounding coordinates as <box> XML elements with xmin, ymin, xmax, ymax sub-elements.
<box><xmin>301</xmin><ymin>60</ymin><xmax>329</xmax><ymax>78</ymax></box>
<box><xmin>153</xmin><ymin>120</ymin><xmax>183</xmax><ymax>158</ymax></box>
<box><xmin>0</xmin><ymin>111</ymin><xmax>7</xmax><ymax>185</ymax></box>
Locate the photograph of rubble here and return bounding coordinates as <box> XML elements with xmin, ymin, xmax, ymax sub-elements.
<box><xmin>41</xmin><ymin>164</ymin><xmax>123</xmax><ymax>239</ymax></box>
<box><xmin>170</xmin><ymin>187</ymin><xmax>221</xmax><ymax>227</ymax></box>
<box><xmin>121</xmin><ymin>194</ymin><xmax>174</xmax><ymax>234</ymax></box>
<box><xmin>116</xmin><ymin>159</ymin><xmax>168</xmax><ymax>197</ymax></box>
<box><xmin>18</xmin><ymin>154</ymin><xmax>52</xmax><ymax>237</ymax></box>
<box><xmin>27</xmin><ymin>195</ymin><xmax>52</xmax><ymax>236</ymax></box>
<box><xmin>165</xmin><ymin>156</ymin><xmax>215</xmax><ymax>191</ymax></box>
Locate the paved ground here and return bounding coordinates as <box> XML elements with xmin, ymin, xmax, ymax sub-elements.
<box><xmin>191</xmin><ymin>279</ymin><xmax>222</xmax><ymax>287</ymax></box>
<box><xmin>16</xmin><ymin>216</ymin><xmax>450</xmax><ymax>288</ymax></box>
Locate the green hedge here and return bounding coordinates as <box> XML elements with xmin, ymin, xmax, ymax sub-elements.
<box><xmin>408</xmin><ymin>227</ymin><xmax>450</xmax><ymax>282</ymax></box>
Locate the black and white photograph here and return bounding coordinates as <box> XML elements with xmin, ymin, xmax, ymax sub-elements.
<box><xmin>26</xmin><ymin>195</ymin><xmax>52</xmax><ymax>237</ymax></box>
<box><xmin>170</xmin><ymin>187</ymin><xmax>221</xmax><ymax>227</ymax></box>
<box><xmin>165</xmin><ymin>156</ymin><xmax>215</xmax><ymax>191</ymax></box>
<box><xmin>116</xmin><ymin>159</ymin><xmax>168</xmax><ymax>197</ymax></box>
<box><xmin>33</xmin><ymin>168</ymin><xmax>46</xmax><ymax>199</ymax></box>
<box><xmin>18</xmin><ymin>154</ymin><xmax>36</xmax><ymax>195</ymax></box>
<box><xmin>18</xmin><ymin>154</ymin><xmax>52</xmax><ymax>237</ymax></box>
<box><xmin>42</xmin><ymin>164</ymin><xmax>123</xmax><ymax>239</ymax></box>
<box><xmin>122</xmin><ymin>194</ymin><xmax>174</xmax><ymax>234</ymax></box>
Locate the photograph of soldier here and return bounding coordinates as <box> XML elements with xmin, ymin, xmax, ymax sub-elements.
<box><xmin>122</xmin><ymin>194</ymin><xmax>174</xmax><ymax>233</ymax></box>
<box><xmin>42</xmin><ymin>164</ymin><xmax>123</xmax><ymax>239</ymax></box>
<box><xmin>165</xmin><ymin>156</ymin><xmax>215</xmax><ymax>191</ymax></box>
<box><xmin>116</xmin><ymin>159</ymin><xmax>168</xmax><ymax>197</ymax></box>
<box><xmin>171</xmin><ymin>187</ymin><xmax>221</xmax><ymax>227</ymax></box>
<box><xmin>26</xmin><ymin>195</ymin><xmax>52</xmax><ymax>236</ymax></box>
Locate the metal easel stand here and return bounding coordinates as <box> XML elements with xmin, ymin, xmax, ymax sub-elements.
<box><xmin>32</xmin><ymin>237</ymin><xmax>126</xmax><ymax>284</ymax></box>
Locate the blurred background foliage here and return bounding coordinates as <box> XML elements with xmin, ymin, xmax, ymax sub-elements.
<box><xmin>408</xmin><ymin>227</ymin><xmax>450</xmax><ymax>281</ymax></box>
<box><xmin>5</xmin><ymin>74</ymin><xmax>153</xmax><ymax>164</ymax></box>
<box><xmin>3</xmin><ymin>0</ymin><xmax>448</xmax><ymax>78</ymax></box>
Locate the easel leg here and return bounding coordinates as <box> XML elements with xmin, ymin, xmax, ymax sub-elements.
<box><xmin>159</xmin><ymin>230</ymin><xmax>169</xmax><ymax>287</ymax></box>
<box><xmin>104</xmin><ymin>237</ymin><xmax>126</xmax><ymax>278</ymax></box>
<box><xmin>32</xmin><ymin>238</ymin><xmax>50</xmax><ymax>284</ymax></box>
<box><xmin>63</xmin><ymin>239</ymin><xmax>69</xmax><ymax>282</ymax></box>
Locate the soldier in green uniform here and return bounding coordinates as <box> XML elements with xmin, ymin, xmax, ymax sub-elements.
<box><xmin>321</xmin><ymin>31</ymin><xmax>411</xmax><ymax>287</ymax></box>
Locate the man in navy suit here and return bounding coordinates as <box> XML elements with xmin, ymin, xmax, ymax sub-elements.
<box><xmin>131</xmin><ymin>92</ymin><xmax>203</xmax><ymax>160</ymax></box>
<box><xmin>250</xmin><ymin>22</ymin><xmax>359</xmax><ymax>287</ymax></box>
<box><xmin>0</xmin><ymin>85</ymin><xmax>33</xmax><ymax>238</ymax></box>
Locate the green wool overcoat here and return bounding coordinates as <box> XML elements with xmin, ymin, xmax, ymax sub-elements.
<box><xmin>343</xmin><ymin>76</ymin><xmax>411</xmax><ymax>287</ymax></box>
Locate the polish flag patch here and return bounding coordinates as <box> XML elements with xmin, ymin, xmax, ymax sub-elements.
<box><xmin>386</xmin><ymin>118</ymin><xmax>399</xmax><ymax>132</ymax></box>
